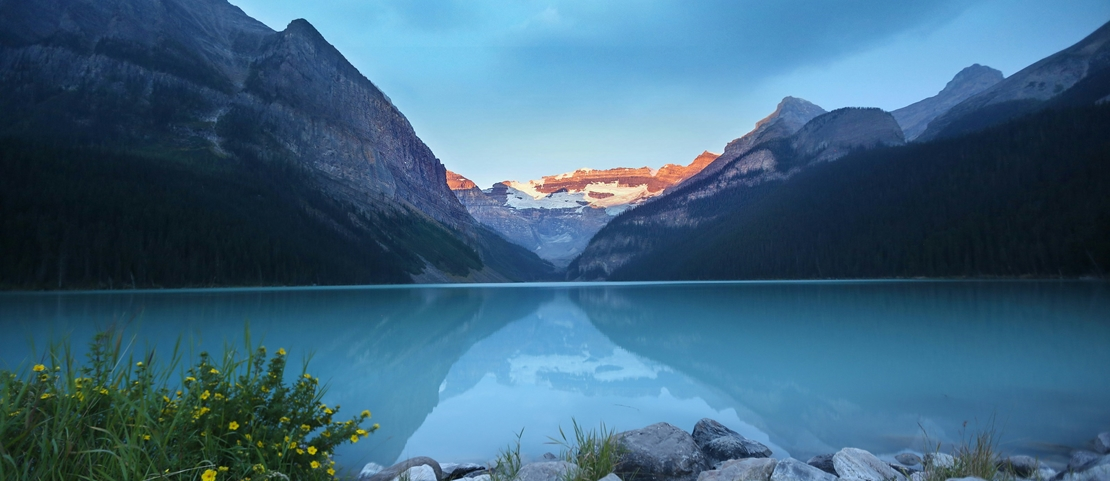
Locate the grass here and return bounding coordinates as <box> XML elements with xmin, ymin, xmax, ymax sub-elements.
<box><xmin>490</xmin><ymin>428</ymin><xmax>525</xmax><ymax>481</ymax></box>
<box><xmin>920</xmin><ymin>420</ymin><xmax>1038</xmax><ymax>481</ymax></box>
<box><xmin>0</xmin><ymin>327</ymin><xmax>377</xmax><ymax>481</ymax></box>
<box><xmin>549</xmin><ymin>420</ymin><xmax>626</xmax><ymax>481</ymax></box>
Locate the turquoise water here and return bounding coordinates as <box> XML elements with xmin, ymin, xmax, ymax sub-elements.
<box><xmin>1</xmin><ymin>281</ymin><xmax>1107</xmax><ymax>471</ymax></box>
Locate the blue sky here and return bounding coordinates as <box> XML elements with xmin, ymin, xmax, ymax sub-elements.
<box><xmin>228</xmin><ymin>0</ymin><xmax>1109</xmax><ymax>188</ymax></box>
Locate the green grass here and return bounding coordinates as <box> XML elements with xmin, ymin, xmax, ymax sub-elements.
<box><xmin>549</xmin><ymin>420</ymin><xmax>626</xmax><ymax>481</ymax></box>
<box><xmin>921</xmin><ymin>421</ymin><xmax>1030</xmax><ymax>481</ymax></box>
<box><xmin>0</xmin><ymin>327</ymin><xmax>377</xmax><ymax>480</ymax></box>
<box><xmin>490</xmin><ymin>429</ymin><xmax>525</xmax><ymax>481</ymax></box>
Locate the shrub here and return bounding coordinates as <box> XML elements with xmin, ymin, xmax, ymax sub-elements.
<box><xmin>0</xmin><ymin>328</ymin><xmax>377</xmax><ymax>480</ymax></box>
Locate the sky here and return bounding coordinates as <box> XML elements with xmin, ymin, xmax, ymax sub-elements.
<box><xmin>227</xmin><ymin>0</ymin><xmax>1110</xmax><ymax>189</ymax></box>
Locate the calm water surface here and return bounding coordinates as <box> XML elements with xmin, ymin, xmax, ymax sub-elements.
<box><xmin>1</xmin><ymin>281</ymin><xmax>1107</xmax><ymax>472</ymax></box>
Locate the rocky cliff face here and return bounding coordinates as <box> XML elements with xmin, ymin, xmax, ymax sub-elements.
<box><xmin>918</xmin><ymin>20</ymin><xmax>1110</xmax><ymax>140</ymax></box>
<box><xmin>891</xmin><ymin>64</ymin><xmax>1003</xmax><ymax>141</ymax></box>
<box><xmin>0</xmin><ymin>0</ymin><xmax>551</xmax><ymax>282</ymax></box>
<box><xmin>567</xmin><ymin>103</ymin><xmax>906</xmax><ymax>280</ymax></box>
<box><xmin>447</xmin><ymin>151</ymin><xmax>717</xmax><ymax>267</ymax></box>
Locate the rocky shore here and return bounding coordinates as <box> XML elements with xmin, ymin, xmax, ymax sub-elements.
<box><xmin>357</xmin><ymin>420</ymin><xmax>1110</xmax><ymax>481</ymax></box>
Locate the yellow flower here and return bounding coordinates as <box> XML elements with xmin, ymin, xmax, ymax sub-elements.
<box><xmin>350</xmin><ymin>434</ymin><xmax>359</xmax><ymax>443</ymax></box>
<box><xmin>289</xmin><ymin>442</ymin><xmax>297</xmax><ymax>449</ymax></box>
<box><xmin>257</xmin><ymin>441</ymin><xmax>264</xmax><ymax>448</ymax></box>
<box><xmin>303</xmin><ymin>374</ymin><xmax>311</xmax><ymax>379</ymax></box>
<box><xmin>143</xmin><ymin>434</ymin><xmax>151</xmax><ymax>441</ymax></box>
<box><xmin>136</xmin><ymin>362</ymin><xmax>144</xmax><ymax>367</ymax></box>
<box><xmin>361</xmin><ymin>410</ymin><xmax>371</xmax><ymax>418</ymax></box>
<box><xmin>32</xmin><ymin>364</ymin><xmax>45</xmax><ymax>372</ymax></box>
<box><xmin>296</xmin><ymin>448</ymin><xmax>305</xmax><ymax>455</ymax></box>
<box><xmin>40</xmin><ymin>393</ymin><xmax>54</xmax><ymax>400</ymax></box>
<box><xmin>280</xmin><ymin>416</ymin><xmax>290</xmax><ymax>423</ymax></box>
<box><xmin>328</xmin><ymin>468</ymin><xmax>336</xmax><ymax>476</ymax></box>
<box><xmin>322</xmin><ymin>431</ymin><xmax>331</xmax><ymax>438</ymax></box>
<box><xmin>324</xmin><ymin>408</ymin><xmax>333</xmax><ymax>415</ymax></box>
<box><xmin>201</xmin><ymin>469</ymin><xmax>217</xmax><ymax>481</ymax></box>
<box><xmin>311</xmin><ymin>461</ymin><xmax>321</xmax><ymax>469</ymax></box>
<box><xmin>261</xmin><ymin>386</ymin><xmax>270</xmax><ymax>393</ymax></box>
<box><xmin>201</xmin><ymin>390</ymin><xmax>211</xmax><ymax>400</ymax></box>
<box><xmin>209</xmin><ymin>368</ymin><xmax>219</xmax><ymax>374</ymax></box>
<box><xmin>229</xmin><ymin>421</ymin><xmax>240</xmax><ymax>430</ymax></box>
<box><xmin>277</xmin><ymin>348</ymin><xmax>286</xmax><ymax>356</ymax></box>
<box><xmin>307</xmin><ymin>446</ymin><xmax>317</xmax><ymax>455</ymax></box>
<box><xmin>99</xmin><ymin>388</ymin><xmax>109</xmax><ymax>395</ymax></box>
<box><xmin>215</xmin><ymin>393</ymin><xmax>225</xmax><ymax>400</ymax></box>
<box><xmin>218</xmin><ymin>466</ymin><xmax>229</xmax><ymax>472</ymax></box>
<box><xmin>185</xmin><ymin>376</ymin><xmax>196</xmax><ymax>383</ymax></box>
<box><xmin>300</xmin><ymin>424</ymin><xmax>311</xmax><ymax>432</ymax></box>
<box><xmin>373</xmin><ymin>423</ymin><xmax>380</xmax><ymax>430</ymax></box>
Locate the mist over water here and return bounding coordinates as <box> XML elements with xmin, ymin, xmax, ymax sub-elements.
<box><xmin>1</xmin><ymin>281</ymin><xmax>1107</xmax><ymax>471</ymax></box>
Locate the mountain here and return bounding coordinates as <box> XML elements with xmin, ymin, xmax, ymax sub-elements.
<box><xmin>0</xmin><ymin>0</ymin><xmax>555</xmax><ymax>288</ymax></box>
<box><xmin>918</xmin><ymin>20</ymin><xmax>1110</xmax><ymax>141</ymax></box>
<box><xmin>447</xmin><ymin>151</ymin><xmax>717</xmax><ymax>267</ymax></box>
<box><xmin>891</xmin><ymin>64</ymin><xmax>1003</xmax><ymax>140</ymax></box>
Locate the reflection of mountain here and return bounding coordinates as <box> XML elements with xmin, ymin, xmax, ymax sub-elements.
<box><xmin>402</xmin><ymin>294</ymin><xmax>782</xmax><ymax>463</ymax></box>
<box><xmin>570</xmin><ymin>282</ymin><xmax>1110</xmax><ymax>462</ymax></box>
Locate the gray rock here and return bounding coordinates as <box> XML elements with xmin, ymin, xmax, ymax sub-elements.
<box><xmin>806</xmin><ymin>454</ymin><xmax>837</xmax><ymax>475</ymax></box>
<box><xmin>692</xmin><ymin>418</ymin><xmax>773</xmax><ymax>463</ymax></box>
<box><xmin>910</xmin><ymin>473</ymin><xmax>926</xmax><ymax>481</ymax></box>
<box><xmin>362</xmin><ymin>463</ymin><xmax>386</xmax><ymax>480</ymax></box>
<box><xmin>1071</xmin><ymin>452</ymin><xmax>1104</xmax><ymax>472</ymax></box>
<box><xmin>1096</xmin><ymin>434</ymin><xmax>1110</xmax><ymax>456</ymax></box>
<box><xmin>469</xmin><ymin>476</ymin><xmax>492</xmax><ymax>481</ymax></box>
<box><xmin>698</xmin><ymin>458</ymin><xmax>779</xmax><ymax>481</ymax></box>
<box><xmin>396</xmin><ymin>465</ymin><xmax>439</xmax><ymax>481</ymax></box>
<box><xmin>442</xmin><ymin>463</ymin><xmax>487</xmax><ymax>481</ymax></box>
<box><xmin>1000</xmin><ymin>456</ymin><xmax>1041</xmax><ymax>478</ymax></box>
<box><xmin>925</xmin><ymin>453</ymin><xmax>956</xmax><ymax>470</ymax></box>
<box><xmin>544</xmin><ymin>453</ymin><xmax>559</xmax><ymax>461</ymax></box>
<box><xmin>618</xmin><ymin>422</ymin><xmax>711</xmax><ymax>481</ymax></box>
<box><xmin>516</xmin><ymin>462</ymin><xmax>578</xmax><ymax>481</ymax></box>
<box><xmin>367</xmin><ymin>457</ymin><xmax>444</xmax><ymax>481</ymax></box>
<box><xmin>889</xmin><ymin>463</ymin><xmax>918</xmax><ymax>476</ymax></box>
<box><xmin>464</xmin><ymin>471</ymin><xmax>491</xmax><ymax>479</ymax></box>
<box><xmin>897</xmin><ymin>454</ymin><xmax>924</xmax><ymax>467</ymax></box>
<box><xmin>598</xmin><ymin>474</ymin><xmax>623</xmax><ymax>481</ymax></box>
<box><xmin>832</xmin><ymin>447</ymin><xmax>907</xmax><ymax>481</ymax></box>
<box><xmin>1062</xmin><ymin>465</ymin><xmax>1110</xmax><ymax>481</ymax></box>
<box><xmin>1037</xmin><ymin>466</ymin><xmax>1059</xmax><ymax>480</ymax></box>
<box><xmin>770</xmin><ymin>458</ymin><xmax>837</xmax><ymax>481</ymax></box>
<box><xmin>944</xmin><ymin>477</ymin><xmax>987</xmax><ymax>481</ymax></box>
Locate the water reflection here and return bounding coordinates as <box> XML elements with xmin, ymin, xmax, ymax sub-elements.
<box><xmin>1</xmin><ymin>281</ymin><xmax>1107</xmax><ymax>471</ymax></box>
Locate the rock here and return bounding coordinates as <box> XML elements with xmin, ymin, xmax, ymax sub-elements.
<box><xmin>441</xmin><ymin>463</ymin><xmax>486</xmax><ymax>481</ymax></box>
<box><xmin>544</xmin><ymin>453</ymin><xmax>559</xmax><ymax>461</ymax></box>
<box><xmin>944</xmin><ymin>477</ymin><xmax>987</xmax><ymax>481</ymax></box>
<box><xmin>463</xmin><ymin>471</ymin><xmax>491</xmax><ymax>479</ymax></box>
<box><xmin>897</xmin><ymin>454</ymin><xmax>924</xmax><ymax>467</ymax></box>
<box><xmin>362</xmin><ymin>463</ymin><xmax>386</xmax><ymax>480</ymax></box>
<box><xmin>832</xmin><ymin>447</ymin><xmax>907</xmax><ymax>481</ymax></box>
<box><xmin>397</xmin><ymin>465</ymin><xmax>439</xmax><ymax>481</ymax></box>
<box><xmin>770</xmin><ymin>458</ymin><xmax>837</xmax><ymax>481</ymax></box>
<box><xmin>366</xmin><ymin>457</ymin><xmax>444</xmax><ymax>481</ymax></box>
<box><xmin>1096</xmin><ymin>434</ymin><xmax>1110</xmax><ymax>455</ymax></box>
<box><xmin>1037</xmin><ymin>466</ymin><xmax>1059</xmax><ymax>480</ymax></box>
<box><xmin>888</xmin><ymin>463</ymin><xmax>918</xmax><ymax>476</ymax></box>
<box><xmin>925</xmin><ymin>453</ymin><xmax>956</xmax><ymax>470</ymax></box>
<box><xmin>692</xmin><ymin>418</ymin><xmax>773</xmax><ymax>463</ymax></box>
<box><xmin>806</xmin><ymin>454</ymin><xmax>837</xmax><ymax>475</ymax></box>
<box><xmin>1000</xmin><ymin>456</ymin><xmax>1041</xmax><ymax>478</ymax></box>
<box><xmin>599</xmin><ymin>474</ymin><xmax>623</xmax><ymax>481</ymax></box>
<box><xmin>516</xmin><ymin>462</ymin><xmax>577</xmax><ymax>481</ymax></box>
<box><xmin>469</xmin><ymin>476</ymin><xmax>492</xmax><ymax>481</ymax></box>
<box><xmin>617</xmin><ymin>422</ymin><xmax>711</xmax><ymax>481</ymax></box>
<box><xmin>1071</xmin><ymin>452</ymin><xmax>1103</xmax><ymax>472</ymax></box>
<box><xmin>910</xmin><ymin>473</ymin><xmax>926</xmax><ymax>481</ymax></box>
<box><xmin>698</xmin><ymin>458</ymin><xmax>778</xmax><ymax>481</ymax></box>
<box><xmin>1062</xmin><ymin>465</ymin><xmax>1110</xmax><ymax>481</ymax></box>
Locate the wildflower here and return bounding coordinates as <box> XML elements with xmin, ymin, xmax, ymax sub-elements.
<box><xmin>300</xmin><ymin>424</ymin><xmax>311</xmax><ymax>432</ymax></box>
<box><xmin>209</xmin><ymin>368</ymin><xmax>219</xmax><ymax>374</ymax></box>
<box><xmin>289</xmin><ymin>442</ymin><xmax>297</xmax><ymax>449</ymax></box>
<box><xmin>245</xmin><ymin>434</ymin><xmax>252</xmax><ymax>441</ymax></box>
<box><xmin>185</xmin><ymin>376</ymin><xmax>196</xmax><ymax>383</ymax></box>
<box><xmin>40</xmin><ymin>393</ymin><xmax>53</xmax><ymax>400</ymax></box>
<box><xmin>277</xmin><ymin>348</ymin><xmax>286</xmax><ymax>356</ymax></box>
<box><xmin>311</xmin><ymin>461</ymin><xmax>321</xmax><ymax>469</ymax></box>
<box><xmin>307</xmin><ymin>446</ymin><xmax>318</xmax><ymax>455</ymax></box>
<box><xmin>261</xmin><ymin>386</ymin><xmax>270</xmax><ymax>393</ymax></box>
<box><xmin>39</xmin><ymin>374</ymin><xmax>49</xmax><ymax>382</ymax></box>
<box><xmin>201</xmin><ymin>469</ymin><xmax>217</xmax><ymax>481</ymax></box>
<box><xmin>253</xmin><ymin>464</ymin><xmax>265</xmax><ymax>473</ymax></box>
<box><xmin>143</xmin><ymin>434</ymin><xmax>151</xmax><ymax>441</ymax></box>
<box><xmin>257</xmin><ymin>441</ymin><xmax>264</xmax><ymax>448</ymax></box>
<box><xmin>284</xmin><ymin>436</ymin><xmax>290</xmax><ymax>442</ymax></box>
<box><xmin>136</xmin><ymin>361</ymin><xmax>144</xmax><ymax>367</ymax></box>
<box><xmin>324</xmin><ymin>407</ymin><xmax>333</xmax><ymax>415</ymax></box>
<box><xmin>373</xmin><ymin>423</ymin><xmax>380</xmax><ymax>430</ymax></box>
<box><xmin>32</xmin><ymin>364</ymin><xmax>45</xmax><ymax>372</ymax></box>
<box><xmin>214</xmin><ymin>393</ymin><xmax>225</xmax><ymax>400</ymax></box>
<box><xmin>303</xmin><ymin>374</ymin><xmax>311</xmax><ymax>379</ymax></box>
<box><xmin>164</xmin><ymin>395</ymin><xmax>171</xmax><ymax>402</ymax></box>
<box><xmin>361</xmin><ymin>410</ymin><xmax>371</xmax><ymax>418</ymax></box>
<box><xmin>219</xmin><ymin>466</ymin><xmax>229</xmax><ymax>472</ymax></box>
<box><xmin>322</xmin><ymin>431</ymin><xmax>331</xmax><ymax>438</ymax></box>
<box><xmin>201</xmin><ymin>390</ymin><xmax>211</xmax><ymax>400</ymax></box>
<box><xmin>176</xmin><ymin>390</ymin><xmax>182</xmax><ymax>397</ymax></box>
<box><xmin>350</xmin><ymin>434</ymin><xmax>359</xmax><ymax>443</ymax></box>
<box><xmin>328</xmin><ymin>467</ymin><xmax>336</xmax><ymax>476</ymax></box>
<box><xmin>297</xmin><ymin>448</ymin><xmax>305</xmax><ymax>455</ymax></box>
<box><xmin>280</xmin><ymin>416</ymin><xmax>290</xmax><ymax>423</ymax></box>
<box><xmin>229</xmin><ymin>421</ymin><xmax>240</xmax><ymax>430</ymax></box>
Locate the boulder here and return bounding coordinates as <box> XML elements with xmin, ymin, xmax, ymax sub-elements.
<box><xmin>516</xmin><ymin>462</ymin><xmax>578</xmax><ymax>481</ymax></box>
<box><xmin>469</xmin><ymin>476</ymin><xmax>492</xmax><ymax>481</ymax></box>
<box><xmin>618</xmin><ymin>422</ymin><xmax>711</xmax><ymax>481</ymax></box>
<box><xmin>362</xmin><ymin>463</ymin><xmax>386</xmax><ymax>480</ymax></box>
<box><xmin>1071</xmin><ymin>452</ymin><xmax>1102</xmax><ymax>472</ymax></box>
<box><xmin>464</xmin><ymin>471</ymin><xmax>491</xmax><ymax>479</ymax></box>
<box><xmin>909</xmin><ymin>473</ymin><xmax>926</xmax><ymax>481</ymax></box>
<box><xmin>441</xmin><ymin>463</ymin><xmax>487</xmax><ymax>481</ymax></box>
<box><xmin>806</xmin><ymin>455</ymin><xmax>837</xmax><ymax>475</ymax></box>
<box><xmin>698</xmin><ymin>458</ymin><xmax>778</xmax><ymax>481</ymax></box>
<box><xmin>944</xmin><ymin>477</ymin><xmax>987</xmax><ymax>481</ymax></box>
<box><xmin>693</xmin><ymin>419</ymin><xmax>773</xmax><ymax>463</ymax></box>
<box><xmin>832</xmin><ymin>447</ymin><xmax>907</xmax><ymax>481</ymax></box>
<box><xmin>770</xmin><ymin>458</ymin><xmax>837</xmax><ymax>481</ymax></box>
<box><xmin>1096</xmin><ymin>434</ymin><xmax>1110</xmax><ymax>456</ymax></box>
<box><xmin>1062</xmin><ymin>465</ymin><xmax>1110</xmax><ymax>481</ymax></box>
<box><xmin>398</xmin><ymin>465</ymin><xmax>439</xmax><ymax>481</ymax></box>
<box><xmin>896</xmin><ymin>454</ymin><xmax>923</xmax><ymax>467</ymax></box>
<box><xmin>999</xmin><ymin>456</ymin><xmax>1040</xmax><ymax>478</ymax></box>
<box><xmin>598</xmin><ymin>474</ymin><xmax>623</xmax><ymax>481</ymax></box>
<box><xmin>924</xmin><ymin>453</ymin><xmax>956</xmax><ymax>470</ymax></box>
<box><xmin>889</xmin><ymin>463</ymin><xmax>917</xmax><ymax>476</ymax></box>
<box><xmin>365</xmin><ymin>457</ymin><xmax>444</xmax><ymax>481</ymax></box>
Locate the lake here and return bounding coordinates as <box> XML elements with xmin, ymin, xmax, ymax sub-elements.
<box><xmin>1</xmin><ymin>281</ymin><xmax>1107</xmax><ymax>473</ymax></box>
